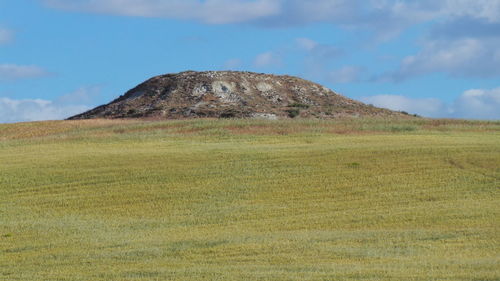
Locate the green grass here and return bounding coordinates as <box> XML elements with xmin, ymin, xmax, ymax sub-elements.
<box><xmin>0</xmin><ymin>118</ymin><xmax>499</xmax><ymax>280</ymax></box>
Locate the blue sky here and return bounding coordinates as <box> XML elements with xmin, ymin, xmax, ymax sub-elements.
<box><xmin>1</xmin><ymin>0</ymin><xmax>499</xmax><ymax>122</ymax></box>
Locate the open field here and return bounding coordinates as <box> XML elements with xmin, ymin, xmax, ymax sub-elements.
<box><xmin>0</xmin><ymin>118</ymin><xmax>499</xmax><ymax>280</ymax></box>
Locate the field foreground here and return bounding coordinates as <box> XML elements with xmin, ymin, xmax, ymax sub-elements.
<box><xmin>0</xmin><ymin>118</ymin><xmax>499</xmax><ymax>280</ymax></box>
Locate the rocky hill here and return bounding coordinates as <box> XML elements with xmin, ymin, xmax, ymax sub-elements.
<box><xmin>68</xmin><ymin>71</ymin><xmax>405</xmax><ymax>120</ymax></box>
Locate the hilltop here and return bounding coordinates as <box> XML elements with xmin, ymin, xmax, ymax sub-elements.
<box><xmin>68</xmin><ymin>71</ymin><xmax>406</xmax><ymax>120</ymax></box>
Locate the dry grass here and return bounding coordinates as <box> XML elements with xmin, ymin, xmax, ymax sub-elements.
<box><xmin>0</xmin><ymin>118</ymin><xmax>499</xmax><ymax>280</ymax></box>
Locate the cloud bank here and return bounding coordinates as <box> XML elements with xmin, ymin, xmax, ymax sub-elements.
<box><xmin>361</xmin><ymin>87</ymin><xmax>500</xmax><ymax>120</ymax></box>
<box><xmin>0</xmin><ymin>98</ymin><xmax>90</xmax><ymax>123</ymax></box>
<box><xmin>0</xmin><ymin>86</ymin><xmax>100</xmax><ymax>123</ymax></box>
<box><xmin>42</xmin><ymin>1</ymin><xmax>500</xmax><ymax>28</ymax></box>
<box><xmin>385</xmin><ymin>16</ymin><xmax>500</xmax><ymax>81</ymax></box>
<box><xmin>43</xmin><ymin>0</ymin><xmax>281</xmax><ymax>24</ymax></box>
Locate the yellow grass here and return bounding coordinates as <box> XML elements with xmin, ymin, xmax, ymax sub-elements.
<box><xmin>0</xmin><ymin>118</ymin><xmax>499</xmax><ymax>280</ymax></box>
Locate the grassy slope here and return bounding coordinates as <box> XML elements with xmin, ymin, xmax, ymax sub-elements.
<box><xmin>0</xmin><ymin>118</ymin><xmax>499</xmax><ymax>280</ymax></box>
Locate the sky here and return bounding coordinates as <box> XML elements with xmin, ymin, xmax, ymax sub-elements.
<box><xmin>0</xmin><ymin>0</ymin><xmax>499</xmax><ymax>123</ymax></box>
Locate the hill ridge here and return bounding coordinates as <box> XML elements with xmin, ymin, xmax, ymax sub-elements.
<box><xmin>68</xmin><ymin>71</ymin><xmax>404</xmax><ymax>120</ymax></box>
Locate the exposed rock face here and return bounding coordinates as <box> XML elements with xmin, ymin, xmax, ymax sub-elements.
<box><xmin>68</xmin><ymin>71</ymin><xmax>404</xmax><ymax>120</ymax></box>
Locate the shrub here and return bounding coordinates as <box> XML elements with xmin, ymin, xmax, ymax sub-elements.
<box><xmin>220</xmin><ymin>111</ymin><xmax>237</xmax><ymax>118</ymax></box>
<box><xmin>289</xmin><ymin>102</ymin><xmax>310</xmax><ymax>109</ymax></box>
<box><xmin>286</xmin><ymin>109</ymin><xmax>300</xmax><ymax>118</ymax></box>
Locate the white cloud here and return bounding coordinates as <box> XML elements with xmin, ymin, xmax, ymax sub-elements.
<box><xmin>0</xmin><ymin>86</ymin><xmax>101</xmax><ymax>123</ymax></box>
<box><xmin>43</xmin><ymin>0</ymin><xmax>281</xmax><ymax>24</ymax></box>
<box><xmin>361</xmin><ymin>95</ymin><xmax>446</xmax><ymax>118</ymax></box>
<box><xmin>0</xmin><ymin>98</ymin><xmax>90</xmax><ymax>123</ymax></box>
<box><xmin>440</xmin><ymin>0</ymin><xmax>500</xmax><ymax>23</ymax></box>
<box><xmin>0</xmin><ymin>64</ymin><xmax>51</xmax><ymax>81</ymax></box>
<box><xmin>253</xmin><ymin>52</ymin><xmax>281</xmax><ymax>68</ymax></box>
<box><xmin>377</xmin><ymin>14</ymin><xmax>500</xmax><ymax>82</ymax></box>
<box><xmin>41</xmin><ymin>1</ymin><xmax>500</xmax><ymax>33</ymax></box>
<box><xmin>379</xmin><ymin>0</ymin><xmax>500</xmax><ymax>27</ymax></box>
<box><xmin>430</xmin><ymin>16</ymin><xmax>500</xmax><ymax>40</ymax></box>
<box><xmin>386</xmin><ymin>37</ymin><xmax>500</xmax><ymax>81</ymax></box>
<box><xmin>0</xmin><ymin>27</ymin><xmax>13</xmax><ymax>45</ymax></box>
<box><xmin>451</xmin><ymin>88</ymin><xmax>500</xmax><ymax>119</ymax></box>
<box><xmin>361</xmin><ymin>87</ymin><xmax>500</xmax><ymax>120</ymax></box>
<box><xmin>377</xmin><ymin>4</ymin><xmax>500</xmax><ymax>81</ymax></box>
<box><xmin>42</xmin><ymin>0</ymin><xmax>356</xmax><ymax>25</ymax></box>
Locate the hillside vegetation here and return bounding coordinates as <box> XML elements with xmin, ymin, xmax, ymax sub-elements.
<box><xmin>0</xmin><ymin>118</ymin><xmax>499</xmax><ymax>280</ymax></box>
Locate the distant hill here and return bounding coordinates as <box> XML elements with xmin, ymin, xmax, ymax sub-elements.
<box><xmin>68</xmin><ymin>71</ymin><xmax>407</xmax><ymax>120</ymax></box>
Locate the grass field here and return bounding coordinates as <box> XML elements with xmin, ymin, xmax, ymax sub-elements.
<box><xmin>0</xmin><ymin>118</ymin><xmax>499</xmax><ymax>280</ymax></box>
